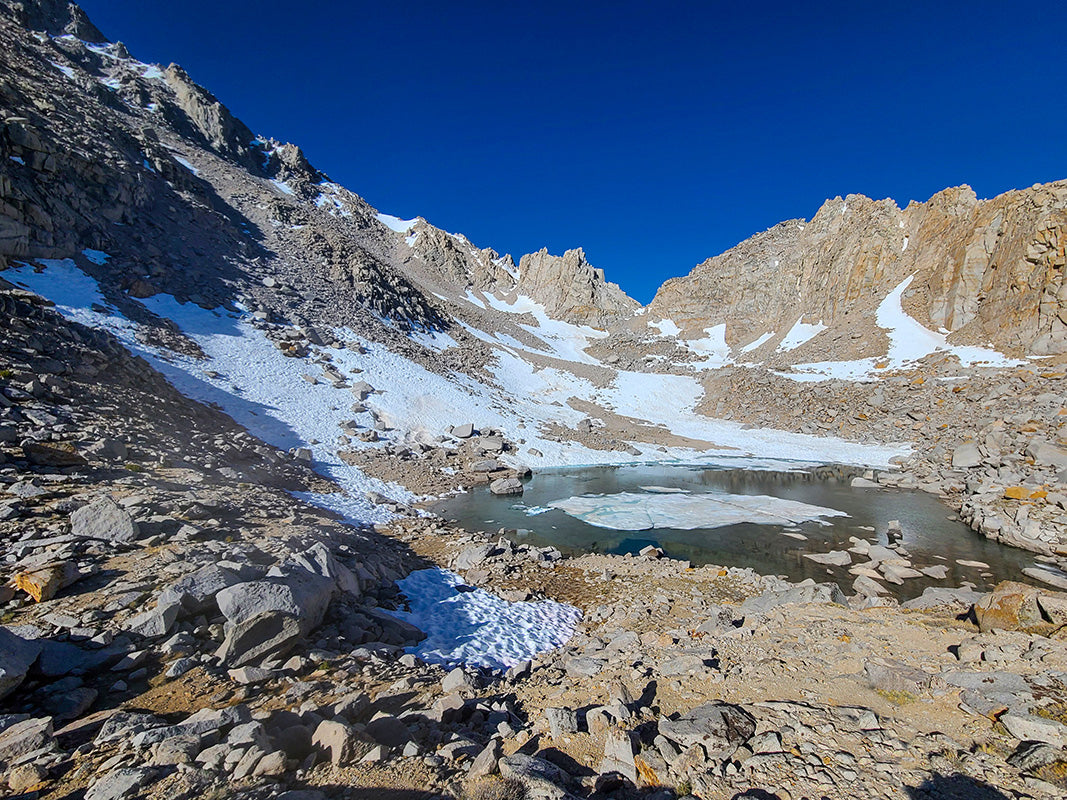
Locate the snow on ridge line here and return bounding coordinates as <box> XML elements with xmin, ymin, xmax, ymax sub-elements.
<box><xmin>384</xmin><ymin>567</ymin><xmax>581</xmax><ymax>670</ymax></box>
<box><xmin>376</xmin><ymin>212</ymin><xmax>418</xmax><ymax>233</ymax></box>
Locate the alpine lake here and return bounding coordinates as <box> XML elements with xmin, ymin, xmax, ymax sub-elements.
<box><xmin>432</xmin><ymin>462</ymin><xmax>1052</xmax><ymax>601</ymax></box>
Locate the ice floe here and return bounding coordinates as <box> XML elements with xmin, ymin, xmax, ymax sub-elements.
<box><xmin>548</xmin><ymin>491</ymin><xmax>848</xmax><ymax>531</ymax></box>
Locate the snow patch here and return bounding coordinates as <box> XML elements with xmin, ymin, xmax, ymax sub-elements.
<box><xmin>9</xmin><ymin>260</ymin><xmax>908</xmax><ymax>513</ymax></box>
<box><xmin>482</xmin><ymin>293</ymin><xmax>606</xmax><ymax>365</ymax></box>
<box><xmin>49</xmin><ymin>61</ymin><xmax>76</xmax><ymax>79</ymax></box>
<box><xmin>741</xmin><ymin>331</ymin><xmax>775</xmax><ymax>353</ymax></box>
<box><xmin>8</xmin><ymin>260</ymin><xmax>406</xmax><ymax>525</ymax></box>
<box><xmin>271</xmin><ymin>179</ymin><xmax>295</xmax><ymax>196</ymax></box>
<box><xmin>409</xmin><ymin>329</ymin><xmax>459</xmax><ymax>352</ymax></box>
<box><xmin>386</xmin><ymin>568</ymin><xmax>581</xmax><ymax>670</ymax></box>
<box><xmin>649</xmin><ymin>317</ymin><xmax>681</xmax><ymax>337</ymax></box>
<box><xmin>313</xmin><ymin>184</ymin><xmax>352</xmax><ymax>218</ymax></box>
<box><xmin>682</xmin><ymin>324</ymin><xmax>732</xmax><ymax>369</ymax></box>
<box><xmin>777</xmin><ymin>319</ymin><xmax>827</xmax><ymax>352</ymax></box>
<box><xmin>81</xmin><ymin>249</ymin><xmax>110</xmax><ymax>265</ymax></box>
<box><xmin>376</xmin><ymin>213</ymin><xmax>418</xmax><ymax>233</ymax></box>
<box><xmin>171</xmin><ymin>155</ymin><xmax>199</xmax><ymax>176</ymax></box>
<box><xmin>778</xmin><ymin>274</ymin><xmax>1023</xmax><ymax>382</ymax></box>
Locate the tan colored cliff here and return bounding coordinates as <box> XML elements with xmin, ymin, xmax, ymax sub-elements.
<box><xmin>515</xmin><ymin>247</ymin><xmax>640</xmax><ymax>328</ymax></box>
<box><xmin>649</xmin><ymin>182</ymin><xmax>1067</xmax><ymax>355</ymax></box>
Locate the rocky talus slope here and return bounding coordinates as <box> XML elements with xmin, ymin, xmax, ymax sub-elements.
<box><xmin>1</xmin><ymin>2</ymin><xmax>1067</xmax><ymax>800</ymax></box>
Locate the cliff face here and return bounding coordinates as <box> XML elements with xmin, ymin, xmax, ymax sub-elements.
<box><xmin>515</xmin><ymin>247</ymin><xmax>640</xmax><ymax>327</ymax></box>
<box><xmin>649</xmin><ymin>183</ymin><xmax>1067</xmax><ymax>355</ymax></box>
<box><xmin>0</xmin><ymin>0</ymin><xmax>104</xmax><ymax>41</ymax></box>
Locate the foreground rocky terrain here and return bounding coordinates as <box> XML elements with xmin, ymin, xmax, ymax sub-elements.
<box><xmin>2</xmin><ymin>285</ymin><xmax>1067</xmax><ymax>800</ymax></box>
<box><xmin>2</xmin><ymin>2</ymin><xmax>1067</xmax><ymax>800</ymax></box>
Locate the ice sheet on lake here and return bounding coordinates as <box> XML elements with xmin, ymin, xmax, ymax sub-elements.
<box><xmin>549</xmin><ymin>491</ymin><xmax>847</xmax><ymax>531</ymax></box>
<box><xmin>385</xmin><ymin>568</ymin><xmax>581</xmax><ymax>670</ymax></box>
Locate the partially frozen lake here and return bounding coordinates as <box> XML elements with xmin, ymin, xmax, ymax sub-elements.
<box><xmin>434</xmin><ymin>463</ymin><xmax>1039</xmax><ymax>600</ymax></box>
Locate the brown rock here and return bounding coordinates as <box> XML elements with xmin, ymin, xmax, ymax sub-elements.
<box><xmin>6</xmin><ymin>763</ymin><xmax>47</xmax><ymax>794</ymax></box>
<box><xmin>22</xmin><ymin>442</ymin><xmax>86</xmax><ymax>467</ymax></box>
<box><xmin>974</xmin><ymin>581</ymin><xmax>1060</xmax><ymax>634</ymax></box>
<box><xmin>14</xmin><ymin>561</ymin><xmax>80</xmax><ymax>602</ymax></box>
<box><xmin>127</xmin><ymin>279</ymin><xmax>158</xmax><ymax>298</ymax></box>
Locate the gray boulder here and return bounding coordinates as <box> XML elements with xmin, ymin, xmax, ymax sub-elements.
<box><xmin>658</xmin><ymin>702</ymin><xmax>756</xmax><ymax>760</ymax></box>
<box><xmin>70</xmin><ymin>497</ymin><xmax>139</xmax><ymax>543</ymax></box>
<box><xmin>85</xmin><ymin>768</ymin><xmax>157</xmax><ymax>800</ymax></box>
<box><xmin>452</xmin><ymin>423</ymin><xmax>475</xmax><ymax>439</ymax></box>
<box><xmin>599</xmin><ymin>727</ymin><xmax>637</xmax><ymax>782</ymax></box>
<box><xmin>158</xmin><ymin>564</ymin><xmax>243</xmax><ymax>616</ymax></box>
<box><xmin>545</xmin><ymin>707</ymin><xmax>579</xmax><ymax>738</ymax></box>
<box><xmin>740</xmin><ymin>580</ymin><xmax>847</xmax><ymax>616</ymax></box>
<box><xmin>1027</xmin><ymin>439</ymin><xmax>1067</xmax><ymax>469</ymax></box>
<box><xmin>0</xmin><ymin>716</ymin><xmax>53</xmax><ymax>764</ymax></box>
<box><xmin>351</xmin><ymin>381</ymin><xmax>374</xmax><ymax>399</ymax></box>
<box><xmin>952</xmin><ymin>442</ymin><xmax>983</xmax><ymax>468</ymax></box>
<box><xmin>0</xmin><ymin>628</ymin><xmax>42</xmax><ymax>700</ymax></box>
<box><xmin>291</xmin><ymin>542</ymin><xmax>361</xmax><ymax>596</ymax></box>
<box><xmin>499</xmin><ymin>754</ymin><xmax>572</xmax><ymax>800</ymax></box>
<box><xmin>454</xmin><ymin>544</ymin><xmax>494</xmax><ymax>570</ymax></box>
<box><xmin>124</xmin><ymin>604</ymin><xmax>180</xmax><ymax>638</ymax></box>
<box><xmin>131</xmin><ymin>705</ymin><xmax>251</xmax><ymax>749</ymax></box>
<box><xmin>215</xmin><ymin>566</ymin><xmax>336</xmax><ymax>666</ymax></box>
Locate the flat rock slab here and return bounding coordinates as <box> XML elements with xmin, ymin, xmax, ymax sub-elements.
<box><xmin>70</xmin><ymin>497</ymin><xmax>139</xmax><ymax>543</ymax></box>
<box><xmin>804</xmin><ymin>550</ymin><xmax>852</xmax><ymax>566</ymax></box>
<box><xmin>658</xmin><ymin>702</ymin><xmax>756</xmax><ymax>758</ymax></box>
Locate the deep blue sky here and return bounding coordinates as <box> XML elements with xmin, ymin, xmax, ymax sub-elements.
<box><xmin>80</xmin><ymin>1</ymin><xmax>1066</xmax><ymax>303</ymax></box>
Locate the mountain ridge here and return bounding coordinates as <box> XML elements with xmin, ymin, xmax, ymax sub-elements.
<box><xmin>3</xmin><ymin>1</ymin><xmax>1064</xmax><ymax>358</ymax></box>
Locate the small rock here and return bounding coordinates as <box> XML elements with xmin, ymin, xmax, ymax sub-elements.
<box><xmin>489</xmin><ymin>477</ymin><xmax>523</xmax><ymax>495</ymax></box>
<box><xmin>545</xmin><ymin>707</ymin><xmax>578</xmax><ymax>738</ymax></box>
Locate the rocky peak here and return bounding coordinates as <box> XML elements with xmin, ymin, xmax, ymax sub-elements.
<box><xmin>262</xmin><ymin>140</ymin><xmax>323</xmax><ymax>186</ymax></box>
<box><xmin>406</xmin><ymin>220</ymin><xmax>518</xmax><ymax>294</ymax></box>
<box><xmin>516</xmin><ymin>247</ymin><xmax>639</xmax><ymax>326</ymax></box>
<box><xmin>2</xmin><ymin>0</ymin><xmax>105</xmax><ymax>42</ymax></box>
<box><xmin>161</xmin><ymin>64</ymin><xmax>258</xmax><ymax>170</ymax></box>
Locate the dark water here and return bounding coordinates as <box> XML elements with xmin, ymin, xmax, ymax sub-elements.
<box><xmin>433</xmin><ymin>463</ymin><xmax>1039</xmax><ymax>601</ymax></box>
